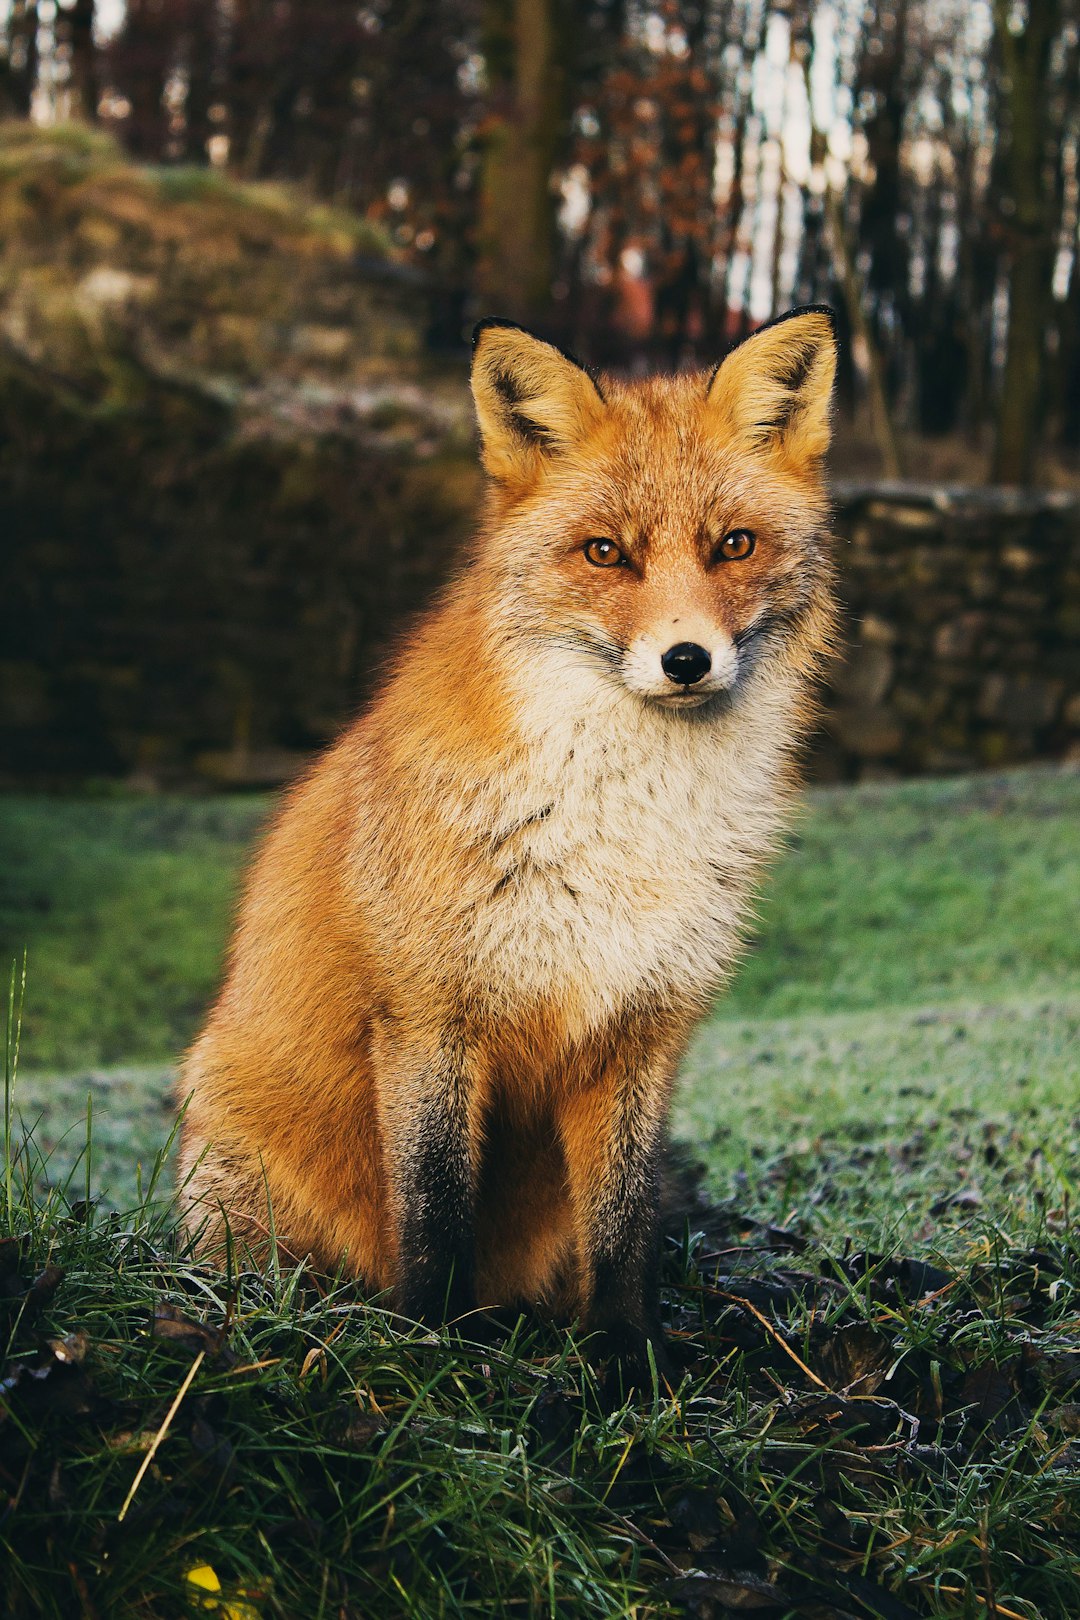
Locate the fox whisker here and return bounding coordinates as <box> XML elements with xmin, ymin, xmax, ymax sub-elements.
<box><xmin>539</xmin><ymin>630</ymin><xmax>625</xmax><ymax>672</ymax></box>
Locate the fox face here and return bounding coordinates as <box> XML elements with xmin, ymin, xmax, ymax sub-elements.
<box><xmin>471</xmin><ymin>308</ymin><xmax>837</xmax><ymax>712</ymax></box>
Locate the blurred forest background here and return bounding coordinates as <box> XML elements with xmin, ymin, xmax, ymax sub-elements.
<box><xmin>3</xmin><ymin>0</ymin><xmax>1079</xmax><ymax>478</ymax></box>
<box><xmin>1</xmin><ymin>0</ymin><xmax>1079</xmax><ymax>784</ymax></box>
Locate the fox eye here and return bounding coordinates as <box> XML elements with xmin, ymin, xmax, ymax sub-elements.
<box><xmin>583</xmin><ymin>538</ymin><xmax>625</xmax><ymax>568</ymax></box>
<box><xmin>715</xmin><ymin>529</ymin><xmax>755</xmax><ymax>563</ymax></box>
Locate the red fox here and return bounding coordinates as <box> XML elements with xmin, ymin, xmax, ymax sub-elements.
<box><xmin>178</xmin><ymin>306</ymin><xmax>838</xmax><ymax>1377</ymax></box>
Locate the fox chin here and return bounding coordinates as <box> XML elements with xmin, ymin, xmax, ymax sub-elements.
<box><xmin>177</xmin><ymin>305</ymin><xmax>840</xmax><ymax>1382</ymax></box>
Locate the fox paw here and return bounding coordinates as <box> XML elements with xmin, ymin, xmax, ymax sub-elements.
<box><xmin>591</xmin><ymin>1320</ymin><xmax>674</xmax><ymax>1396</ymax></box>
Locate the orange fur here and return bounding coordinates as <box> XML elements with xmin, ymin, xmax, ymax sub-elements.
<box><xmin>178</xmin><ymin>308</ymin><xmax>839</xmax><ymax>1367</ymax></box>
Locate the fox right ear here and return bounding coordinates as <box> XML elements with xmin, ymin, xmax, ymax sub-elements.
<box><xmin>471</xmin><ymin>321</ymin><xmax>606</xmax><ymax>485</ymax></box>
<box><xmin>706</xmin><ymin>306</ymin><xmax>837</xmax><ymax>468</ymax></box>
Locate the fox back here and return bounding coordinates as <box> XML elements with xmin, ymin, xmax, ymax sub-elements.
<box><xmin>178</xmin><ymin>307</ymin><xmax>839</xmax><ymax>1378</ymax></box>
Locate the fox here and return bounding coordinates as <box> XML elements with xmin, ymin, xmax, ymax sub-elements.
<box><xmin>177</xmin><ymin>305</ymin><xmax>839</xmax><ymax>1379</ymax></box>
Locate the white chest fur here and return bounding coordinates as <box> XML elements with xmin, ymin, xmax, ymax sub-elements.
<box><xmin>456</xmin><ymin>653</ymin><xmax>799</xmax><ymax>1036</ymax></box>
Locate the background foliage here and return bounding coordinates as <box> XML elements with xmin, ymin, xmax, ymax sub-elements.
<box><xmin>2</xmin><ymin>0</ymin><xmax>1080</xmax><ymax>482</ymax></box>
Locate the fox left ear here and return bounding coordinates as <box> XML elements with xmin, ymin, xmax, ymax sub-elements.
<box><xmin>471</xmin><ymin>320</ymin><xmax>606</xmax><ymax>485</ymax></box>
<box><xmin>706</xmin><ymin>306</ymin><xmax>837</xmax><ymax>466</ymax></box>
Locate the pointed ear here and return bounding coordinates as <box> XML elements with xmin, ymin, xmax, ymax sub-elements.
<box><xmin>471</xmin><ymin>320</ymin><xmax>606</xmax><ymax>484</ymax></box>
<box><xmin>706</xmin><ymin>306</ymin><xmax>837</xmax><ymax>466</ymax></box>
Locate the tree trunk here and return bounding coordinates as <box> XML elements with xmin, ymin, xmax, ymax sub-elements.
<box><xmin>798</xmin><ymin>42</ymin><xmax>902</xmax><ymax>478</ymax></box>
<box><xmin>990</xmin><ymin>0</ymin><xmax>1060</xmax><ymax>484</ymax></box>
<box><xmin>66</xmin><ymin>0</ymin><xmax>97</xmax><ymax>121</ymax></box>
<box><xmin>184</xmin><ymin>0</ymin><xmax>218</xmax><ymax>163</ymax></box>
<box><xmin>823</xmin><ymin>185</ymin><xmax>903</xmax><ymax>479</ymax></box>
<box><xmin>476</xmin><ymin>0</ymin><xmax>569</xmax><ymax>324</ymax></box>
<box><xmin>1060</xmin><ymin>254</ymin><xmax>1080</xmax><ymax>448</ymax></box>
<box><xmin>116</xmin><ymin>0</ymin><xmax>171</xmax><ymax>159</ymax></box>
<box><xmin>1</xmin><ymin>1</ymin><xmax>38</xmax><ymax>118</ymax></box>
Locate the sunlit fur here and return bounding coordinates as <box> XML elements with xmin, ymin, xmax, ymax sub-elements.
<box><xmin>178</xmin><ymin>308</ymin><xmax>839</xmax><ymax>1358</ymax></box>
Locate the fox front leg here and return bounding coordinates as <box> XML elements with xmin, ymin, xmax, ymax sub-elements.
<box><xmin>558</xmin><ymin>1029</ymin><xmax>678</xmax><ymax>1384</ymax></box>
<box><xmin>378</xmin><ymin>1026</ymin><xmax>481</xmax><ymax>1327</ymax></box>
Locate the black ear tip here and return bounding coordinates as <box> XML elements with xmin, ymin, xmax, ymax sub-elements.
<box><xmin>472</xmin><ymin>317</ymin><xmax>530</xmax><ymax>350</ymax></box>
<box><xmin>719</xmin><ymin>304</ymin><xmax>839</xmax><ymax>370</ymax></box>
<box><xmin>756</xmin><ymin>304</ymin><xmax>839</xmax><ymax>340</ymax></box>
<box><xmin>788</xmin><ymin>303</ymin><xmax>838</xmax><ymax>337</ymax></box>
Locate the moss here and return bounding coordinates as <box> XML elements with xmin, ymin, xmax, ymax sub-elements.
<box><xmin>0</xmin><ymin>120</ymin><xmax>407</xmax><ymax>407</ymax></box>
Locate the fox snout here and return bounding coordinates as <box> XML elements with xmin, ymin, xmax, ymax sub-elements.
<box><xmin>622</xmin><ymin>625</ymin><xmax>739</xmax><ymax>705</ymax></box>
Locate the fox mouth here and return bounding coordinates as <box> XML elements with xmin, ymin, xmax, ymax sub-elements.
<box><xmin>646</xmin><ymin>684</ymin><xmax>730</xmax><ymax>711</ymax></box>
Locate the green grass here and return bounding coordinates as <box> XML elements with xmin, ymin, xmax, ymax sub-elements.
<box><xmin>679</xmin><ymin>993</ymin><xmax>1080</xmax><ymax>1234</ymax></box>
<box><xmin>2</xmin><ymin>766</ymin><xmax>1079</xmax><ymax>1616</ymax></box>
<box><xmin>0</xmin><ymin>794</ymin><xmax>268</xmax><ymax>1071</ymax></box>
<box><xmin>3</xmin><ymin>1003</ymin><xmax>1079</xmax><ymax>1619</ymax></box>
<box><xmin>728</xmin><ymin>768</ymin><xmax>1080</xmax><ymax>1016</ymax></box>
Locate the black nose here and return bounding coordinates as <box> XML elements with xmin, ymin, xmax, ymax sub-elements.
<box><xmin>661</xmin><ymin>642</ymin><xmax>712</xmax><ymax>686</ymax></box>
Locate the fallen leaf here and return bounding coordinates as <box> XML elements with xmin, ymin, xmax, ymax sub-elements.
<box><xmin>152</xmin><ymin>1302</ymin><xmax>235</xmax><ymax>1364</ymax></box>
<box><xmin>668</xmin><ymin>1488</ymin><xmax>723</xmax><ymax>1551</ymax></box>
<box><xmin>665</xmin><ymin>1569</ymin><xmax>788</xmax><ymax>1613</ymax></box>
<box><xmin>814</xmin><ymin>1325</ymin><xmax>892</xmax><ymax>1393</ymax></box>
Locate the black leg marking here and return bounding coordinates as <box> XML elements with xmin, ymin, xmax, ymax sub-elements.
<box><xmin>587</xmin><ymin>1143</ymin><xmax>669</xmax><ymax>1384</ymax></box>
<box><xmin>393</xmin><ymin>1041</ymin><xmax>477</xmax><ymax>1327</ymax></box>
<box><xmin>562</xmin><ymin>1040</ymin><xmax>677</xmax><ymax>1387</ymax></box>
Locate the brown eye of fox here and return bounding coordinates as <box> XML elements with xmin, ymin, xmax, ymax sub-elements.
<box><xmin>584</xmin><ymin>538</ymin><xmax>624</xmax><ymax>568</ymax></box>
<box><xmin>715</xmin><ymin>529</ymin><xmax>755</xmax><ymax>563</ymax></box>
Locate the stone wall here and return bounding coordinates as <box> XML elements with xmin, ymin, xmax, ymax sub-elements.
<box><xmin>0</xmin><ymin>347</ymin><xmax>479</xmax><ymax>788</ymax></box>
<box><xmin>0</xmin><ymin>126</ymin><xmax>481</xmax><ymax>789</ymax></box>
<box><xmin>816</xmin><ymin>485</ymin><xmax>1080</xmax><ymax>780</ymax></box>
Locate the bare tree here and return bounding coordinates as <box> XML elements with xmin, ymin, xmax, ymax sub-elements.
<box><xmin>0</xmin><ymin>1</ymin><xmax>39</xmax><ymax>118</ymax></box>
<box><xmin>990</xmin><ymin>0</ymin><xmax>1063</xmax><ymax>483</ymax></box>
<box><xmin>475</xmin><ymin>0</ymin><xmax>577</xmax><ymax>322</ymax></box>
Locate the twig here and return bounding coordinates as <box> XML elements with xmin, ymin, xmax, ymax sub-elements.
<box><xmin>611</xmin><ymin>1511</ymin><xmax>684</xmax><ymax>1575</ymax></box>
<box><xmin>117</xmin><ymin>1349</ymin><xmax>206</xmax><ymax>1522</ymax></box>
<box><xmin>934</xmin><ymin>1589</ymin><xmax>1026</xmax><ymax>1620</ymax></box>
<box><xmin>713</xmin><ymin>1289</ymin><xmax>830</xmax><ymax>1391</ymax></box>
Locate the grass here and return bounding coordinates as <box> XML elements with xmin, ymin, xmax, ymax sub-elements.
<box><xmin>3</xmin><ymin>1001</ymin><xmax>1079</xmax><ymax>1619</ymax></box>
<box><xmin>1</xmin><ymin>765</ymin><xmax>1079</xmax><ymax>1616</ymax></box>
<box><xmin>726</xmin><ymin>769</ymin><xmax>1080</xmax><ymax>1016</ymax></box>
<box><xmin>0</xmin><ymin>794</ymin><xmax>268</xmax><ymax>1073</ymax></box>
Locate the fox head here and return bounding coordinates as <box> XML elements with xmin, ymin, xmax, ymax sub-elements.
<box><xmin>470</xmin><ymin>308</ymin><xmax>837</xmax><ymax>711</ymax></box>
